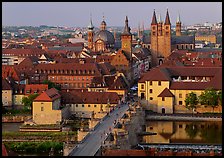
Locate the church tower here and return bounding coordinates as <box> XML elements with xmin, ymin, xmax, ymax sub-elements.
<box><xmin>150</xmin><ymin>9</ymin><xmax>171</xmax><ymax>66</ymax></box>
<box><xmin>176</xmin><ymin>13</ymin><xmax>181</xmax><ymax>36</ymax></box>
<box><xmin>163</xmin><ymin>9</ymin><xmax>171</xmax><ymax>59</ymax></box>
<box><xmin>121</xmin><ymin>16</ymin><xmax>132</xmax><ymax>60</ymax></box>
<box><xmin>100</xmin><ymin>16</ymin><xmax>106</xmax><ymax>30</ymax></box>
<box><xmin>87</xmin><ymin>16</ymin><xmax>94</xmax><ymax>50</ymax></box>
<box><xmin>150</xmin><ymin>9</ymin><xmax>158</xmax><ymax>67</ymax></box>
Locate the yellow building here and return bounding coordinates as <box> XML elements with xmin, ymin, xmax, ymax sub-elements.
<box><xmin>138</xmin><ymin>66</ymin><xmax>222</xmax><ymax>114</ymax></box>
<box><xmin>61</xmin><ymin>91</ymin><xmax>120</xmax><ymax>118</ymax></box>
<box><xmin>2</xmin><ymin>79</ymin><xmax>13</xmax><ymax>107</ymax></box>
<box><xmin>195</xmin><ymin>35</ymin><xmax>216</xmax><ymax>44</ymax></box>
<box><xmin>33</xmin><ymin>88</ymin><xmax>63</xmax><ymax>125</ymax></box>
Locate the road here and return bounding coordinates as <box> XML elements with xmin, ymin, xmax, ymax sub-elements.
<box><xmin>69</xmin><ymin>103</ymin><xmax>130</xmax><ymax>156</ymax></box>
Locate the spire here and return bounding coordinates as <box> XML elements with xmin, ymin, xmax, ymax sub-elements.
<box><xmin>151</xmin><ymin>9</ymin><xmax>157</xmax><ymax>25</ymax></box>
<box><xmin>122</xmin><ymin>16</ymin><xmax>131</xmax><ymax>35</ymax></box>
<box><xmin>142</xmin><ymin>21</ymin><xmax>144</xmax><ymax>32</ymax></box>
<box><xmin>176</xmin><ymin>12</ymin><xmax>181</xmax><ymax>23</ymax></box>
<box><xmin>165</xmin><ymin>8</ymin><xmax>171</xmax><ymax>25</ymax></box>
<box><xmin>158</xmin><ymin>13</ymin><xmax>162</xmax><ymax>23</ymax></box>
<box><xmin>88</xmin><ymin>13</ymin><xmax>94</xmax><ymax>30</ymax></box>
<box><xmin>100</xmin><ymin>14</ymin><xmax>106</xmax><ymax>30</ymax></box>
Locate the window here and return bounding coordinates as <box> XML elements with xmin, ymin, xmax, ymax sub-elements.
<box><xmin>82</xmin><ymin>104</ymin><xmax>84</xmax><ymax>107</ymax></box>
<box><xmin>88</xmin><ymin>105</ymin><xmax>90</xmax><ymax>107</ymax></box>
<box><xmin>150</xmin><ymin>97</ymin><xmax>153</xmax><ymax>100</ymax></box>
<box><xmin>150</xmin><ymin>126</ymin><xmax>153</xmax><ymax>130</ymax></box>
<box><xmin>179</xmin><ymin>101</ymin><xmax>183</xmax><ymax>105</ymax></box>
<box><xmin>76</xmin><ymin>104</ymin><xmax>78</xmax><ymax>107</ymax></box>
<box><xmin>186</xmin><ymin>94</ymin><xmax>188</xmax><ymax>98</ymax></box>
<box><xmin>158</xmin><ymin>81</ymin><xmax>161</xmax><ymax>86</ymax></box>
<box><xmin>141</xmin><ymin>84</ymin><xmax>144</xmax><ymax>89</ymax></box>
<box><xmin>149</xmin><ymin>89</ymin><xmax>153</xmax><ymax>93</ymax></box>
<box><xmin>179</xmin><ymin>124</ymin><xmax>183</xmax><ymax>128</ymax></box>
<box><xmin>162</xmin><ymin>97</ymin><xmax>165</xmax><ymax>101</ymax></box>
<box><xmin>179</xmin><ymin>94</ymin><xmax>182</xmax><ymax>98</ymax></box>
<box><xmin>94</xmin><ymin>105</ymin><xmax>97</xmax><ymax>107</ymax></box>
<box><xmin>150</xmin><ymin>81</ymin><xmax>152</xmax><ymax>85</ymax></box>
<box><xmin>41</xmin><ymin>107</ymin><xmax>44</xmax><ymax>111</ymax></box>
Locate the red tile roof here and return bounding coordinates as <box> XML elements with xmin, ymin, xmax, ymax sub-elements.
<box><xmin>158</xmin><ymin>88</ymin><xmax>174</xmax><ymax>97</ymax></box>
<box><xmin>34</xmin><ymin>88</ymin><xmax>60</xmax><ymax>102</ymax></box>
<box><xmin>24</xmin><ymin>84</ymin><xmax>48</xmax><ymax>95</ymax></box>
<box><xmin>60</xmin><ymin>91</ymin><xmax>119</xmax><ymax>104</ymax></box>
<box><xmin>2</xmin><ymin>79</ymin><xmax>12</xmax><ymax>90</ymax></box>
<box><xmin>2</xmin><ymin>48</ymin><xmax>47</xmax><ymax>56</ymax></box>
<box><xmin>103</xmin><ymin>149</ymin><xmax>147</xmax><ymax>156</ymax></box>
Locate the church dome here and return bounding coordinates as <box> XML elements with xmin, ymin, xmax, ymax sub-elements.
<box><xmin>93</xmin><ymin>30</ymin><xmax>115</xmax><ymax>44</ymax></box>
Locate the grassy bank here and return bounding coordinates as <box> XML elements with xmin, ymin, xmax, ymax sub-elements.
<box><xmin>4</xmin><ymin>141</ymin><xmax>63</xmax><ymax>155</ymax></box>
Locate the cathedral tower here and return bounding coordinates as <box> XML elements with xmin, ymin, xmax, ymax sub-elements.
<box><xmin>150</xmin><ymin>9</ymin><xmax>171</xmax><ymax>66</ymax></box>
<box><xmin>87</xmin><ymin>16</ymin><xmax>94</xmax><ymax>50</ymax></box>
<box><xmin>176</xmin><ymin>13</ymin><xmax>181</xmax><ymax>36</ymax></box>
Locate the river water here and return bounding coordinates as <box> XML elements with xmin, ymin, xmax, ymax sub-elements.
<box><xmin>142</xmin><ymin>121</ymin><xmax>222</xmax><ymax>145</ymax></box>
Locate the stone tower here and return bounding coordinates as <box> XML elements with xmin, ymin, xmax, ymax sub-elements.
<box><xmin>87</xmin><ymin>16</ymin><xmax>94</xmax><ymax>50</ymax></box>
<box><xmin>121</xmin><ymin>16</ymin><xmax>132</xmax><ymax>60</ymax></box>
<box><xmin>150</xmin><ymin>9</ymin><xmax>171</xmax><ymax>66</ymax></box>
<box><xmin>176</xmin><ymin>13</ymin><xmax>181</xmax><ymax>36</ymax></box>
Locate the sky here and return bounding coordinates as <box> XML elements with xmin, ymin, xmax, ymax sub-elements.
<box><xmin>2</xmin><ymin>2</ymin><xmax>222</xmax><ymax>28</ymax></box>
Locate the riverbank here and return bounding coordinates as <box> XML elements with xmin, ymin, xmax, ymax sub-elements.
<box><xmin>145</xmin><ymin>114</ymin><xmax>222</xmax><ymax>121</ymax></box>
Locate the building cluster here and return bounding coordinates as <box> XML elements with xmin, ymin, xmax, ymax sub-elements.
<box><xmin>2</xmin><ymin>9</ymin><xmax>222</xmax><ymax>125</ymax></box>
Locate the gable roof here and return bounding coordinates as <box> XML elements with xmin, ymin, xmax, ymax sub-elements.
<box><xmin>34</xmin><ymin>88</ymin><xmax>60</xmax><ymax>102</ymax></box>
<box><xmin>158</xmin><ymin>88</ymin><xmax>174</xmax><ymax>97</ymax></box>
<box><xmin>2</xmin><ymin>79</ymin><xmax>12</xmax><ymax>90</ymax></box>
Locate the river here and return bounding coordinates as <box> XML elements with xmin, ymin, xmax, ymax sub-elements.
<box><xmin>141</xmin><ymin>120</ymin><xmax>222</xmax><ymax>145</ymax></box>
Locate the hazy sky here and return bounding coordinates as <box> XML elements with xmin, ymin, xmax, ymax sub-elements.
<box><xmin>2</xmin><ymin>2</ymin><xmax>222</xmax><ymax>28</ymax></box>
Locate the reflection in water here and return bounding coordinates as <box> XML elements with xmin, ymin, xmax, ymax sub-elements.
<box><xmin>143</xmin><ymin>121</ymin><xmax>222</xmax><ymax>145</ymax></box>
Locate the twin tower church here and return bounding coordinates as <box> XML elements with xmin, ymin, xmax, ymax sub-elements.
<box><xmin>87</xmin><ymin>9</ymin><xmax>184</xmax><ymax>67</ymax></box>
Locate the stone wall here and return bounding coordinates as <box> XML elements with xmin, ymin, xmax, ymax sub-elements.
<box><xmin>2</xmin><ymin>115</ymin><xmax>32</xmax><ymax>123</ymax></box>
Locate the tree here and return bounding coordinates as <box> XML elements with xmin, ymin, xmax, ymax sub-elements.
<box><xmin>217</xmin><ymin>90</ymin><xmax>222</xmax><ymax>106</ymax></box>
<box><xmin>22</xmin><ymin>93</ymin><xmax>39</xmax><ymax>110</ymax></box>
<box><xmin>199</xmin><ymin>88</ymin><xmax>219</xmax><ymax>113</ymax></box>
<box><xmin>43</xmin><ymin>80</ymin><xmax>61</xmax><ymax>91</ymax></box>
<box><xmin>185</xmin><ymin>123</ymin><xmax>198</xmax><ymax>139</ymax></box>
<box><xmin>185</xmin><ymin>92</ymin><xmax>198</xmax><ymax>114</ymax></box>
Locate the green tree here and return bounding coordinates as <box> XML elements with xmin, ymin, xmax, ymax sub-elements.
<box><xmin>43</xmin><ymin>80</ymin><xmax>61</xmax><ymax>91</ymax></box>
<box><xmin>199</xmin><ymin>88</ymin><xmax>219</xmax><ymax>113</ymax></box>
<box><xmin>185</xmin><ymin>92</ymin><xmax>198</xmax><ymax>114</ymax></box>
<box><xmin>185</xmin><ymin>123</ymin><xmax>198</xmax><ymax>139</ymax></box>
<box><xmin>217</xmin><ymin>90</ymin><xmax>222</xmax><ymax>106</ymax></box>
<box><xmin>22</xmin><ymin>93</ymin><xmax>39</xmax><ymax>110</ymax></box>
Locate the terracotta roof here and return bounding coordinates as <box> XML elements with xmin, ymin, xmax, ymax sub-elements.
<box><xmin>24</xmin><ymin>84</ymin><xmax>48</xmax><ymax>95</ymax></box>
<box><xmin>158</xmin><ymin>88</ymin><xmax>174</xmax><ymax>97</ymax></box>
<box><xmin>103</xmin><ymin>149</ymin><xmax>147</xmax><ymax>156</ymax></box>
<box><xmin>138</xmin><ymin>67</ymin><xmax>171</xmax><ymax>82</ymax></box>
<box><xmin>34</xmin><ymin>88</ymin><xmax>60</xmax><ymax>102</ymax></box>
<box><xmin>2</xmin><ymin>65</ymin><xmax>20</xmax><ymax>81</ymax></box>
<box><xmin>108</xmin><ymin>76</ymin><xmax>128</xmax><ymax>90</ymax></box>
<box><xmin>2</xmin><ymin>79</ymin><xmax>12</xmax><ymax>90</ymax></box>
<box><xmin>97</xmin><ymin>62</ymin><xmax>116</xmax><ymax>75</ymax></box>
<box><xmin>61</xmin><ymin>91</ymin><xmax>119</xmax><ymax>104</ymax></box>
<box><xmin>2</xmin><ymin>144</ymin><xmax>8</xmax><ymax>156</ymax></box>
<box><xmin>2</xmin><ymin>48</ymin><xmax>47</xmax><ymax>56</ymax></box>
<box><xmin>33</xmin><ymin>63</ymin><xmax>102</xmax><ymax>76</ymax></box>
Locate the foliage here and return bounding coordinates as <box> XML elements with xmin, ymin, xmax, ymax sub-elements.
<box><xmin>22</xmin><ymin>93</ymin><xmax>39</xmax><ymax>110</ymax></box>
<box><xmin>185</xmin><ymin>123</ymin><xmax>198</xmax><ymax>139</ymax></box>
<box><xmin>2</xmin><ymin>108</ymin><xmax>31</xmax><ymax>116</ymax></box>
<box><xmin>4</xmin><ymin>142</ymin><xmax>63</xmax><ymax>155</ymax></box>
<box><xmin>217</xmin><ymin>90</ymin><xmax>222</xmax><ymax>106</ymax></box>
<box><xmin>199</xmin><ymin>88</ymin><xmax>219</xmax><ymax>112</ymax></box>
<box><xmin>199</xmin><ymin>123</ymin><xmax>222</xmax><ymax>144</ymax></box>
<box><xmin>185</xmin><ymin>92</ymin><xmax>198</xmax><ymax>114</ymax></box>
<box><xmin>2</xmin><ymin>131</ymin><xmax>77</xmax><ymax>137</ymax></box>
<box><xmin>43</xmin><ymin>80</ymin><xmax>61</xmax><ymax>91</ymax></box>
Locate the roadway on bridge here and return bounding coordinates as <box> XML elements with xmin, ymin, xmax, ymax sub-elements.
<box><xmin>69</xmin><ymin>103</ymin><xmax>129</xmax><ymax>156</ymax></box>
